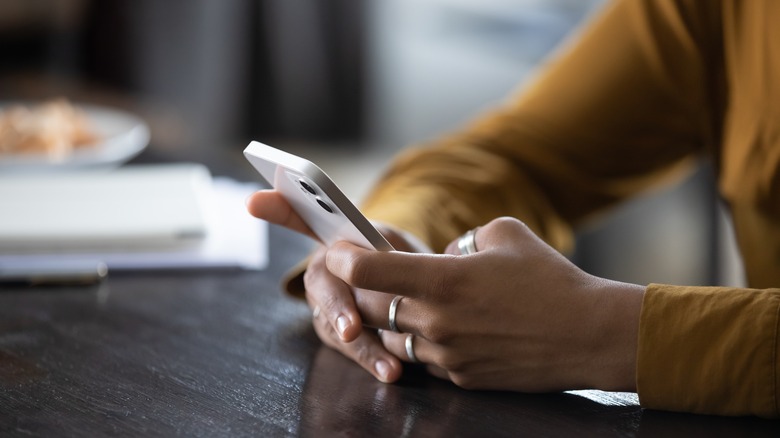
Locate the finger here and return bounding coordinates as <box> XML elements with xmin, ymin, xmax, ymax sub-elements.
<box><xmin>378</xmin><ymin>329</ymin><xmax>437</xmax><ymax>365</ymax></box>
<box><xmin>312</xmin><ymin>309</ymin><xmax>403</xmax><ymax>383</ymax></box>
<box><xmin>325</xmin><ymin>242</ymin><xmax>460</xmax><ymax>300</ymax></box>
<box><xmin>443</xmin><ymin>218</ymin><xmax>546</xmax><ymax>258</ymax></box>
<box><xmin>465</xmin><ymin>217</ymin><xmax>537</xmax><ymax>253</ymax></box>
<box><xmin>305</xmin><ymin>247</ymin><xmax>363</xmax><ymax>342</ymax></box>
<box><xmin>246</xmin><ymin>190</ymin><xmax>319</xmax><ymax>241</ymax></box>
<box><xmin>353</xmin><ymin>289</ymin><xmax>427</xmax><ymax>337</ymax></box>
<box><xmin>377</xmin><ymin>330</ymin><xmax>459</xmax><ymax>383</ymax></box>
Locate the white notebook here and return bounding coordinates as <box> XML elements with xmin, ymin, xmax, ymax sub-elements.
<box><xmin>0</xmin><ymin>164</ymin><xmax>210</xmax><ymax>251</ymax></box>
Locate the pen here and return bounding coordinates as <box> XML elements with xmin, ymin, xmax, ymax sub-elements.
<box><xmin>0</xmin><ymin>260</ymin><xmax>108</xmax><ymax>286</ymax></box>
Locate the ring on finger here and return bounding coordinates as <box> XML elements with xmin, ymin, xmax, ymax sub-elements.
<box><xmin>388</xmin><ymin>295</ymin><xmax>403</xmax><ymax>333</ymax></box>
<box><xmin>457</xmin><ymin>228</ymin><xmax>479</xmax><ymax>255</ymax></box>
<box><xmin>405</xmin><ymin>334</ymin><xmax>418</xmax><ymax>363</ymax></box>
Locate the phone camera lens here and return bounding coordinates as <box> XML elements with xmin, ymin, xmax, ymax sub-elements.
<box><xmin>299</xmin><ymin>180</ymin><xmax>316</xmax><ymax>195</ymax></box>
<box><xmin>316</xmin><ymin>198</ymin><xmax>334</xmax><ymax>213</ymax></box>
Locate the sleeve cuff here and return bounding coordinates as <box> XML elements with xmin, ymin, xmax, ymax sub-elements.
<box><xmin>281</xmin><ymin>256</ymin><xmax>309</xmax><ymax>299</ymax></box>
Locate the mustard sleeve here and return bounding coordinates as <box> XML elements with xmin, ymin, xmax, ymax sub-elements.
<box><xmin>361</xmin><ymin>0</ymin><xmax>721</xmax><ymax>252</ymax></box>
<box><xmin>285</xmin><ymin>0</ymin><xmax>721</xmax><ymax>288</ymax></box>
<box><xmin>638</xmin><ymin>284</ymin><xmax>780</xmax><ymax>418</ymax></box>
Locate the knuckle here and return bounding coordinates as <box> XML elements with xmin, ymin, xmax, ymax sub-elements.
<box><xmin>425</xmin><ymin>258</ymin><xmax>459</xmax><ymax>300</ymax></box>
<box><xmin>419</xmin><ymin>324</ymin><xmax>439</xmax><ymax>343</ymax></box>
<box><xmin>487</xmin><ymin>216</ymin><xmax>527</xmax><ymax>235</ymax></box>
<box><xmin>304</xmin><ymin>276</ymin><xmax>351</xmax><ymax>318</ymax></box>
<box><xmin>436</xmin><ymin>350</ymin><xmax>466</xmax><ymax>372</ymax></box>
<box><xmin>427</xmin><ymin>274</ymin><xmax>449</xmax><ymax>299</ymax></box>
<box><xmin>337</xmin><ymin>251</ymin><xmax>372</xmax><ymax>289</ymax></box>
<box><xmin>480</xmin><ymin>216</ymin><xmax>532</xmax><ymax>248</ymax></box>
<box><xmin>351</xmin><ymin>341</ymin><xmax>373</xmax><ymax>366</ymax></box>
<box><xmin>303</xmin><ymin>253</ymin><xmax>329</xmax><ymax>290</ymax></box>
<box><xmin>320</xmin><ymin>292</ymin><xmax>343</xmax><ymax>317</ymax></box>
<box><xmin>302</xmin><ymin>268</ymin><xmax>317</xmax><ymax>288</ymax></box>
<box><xmin>421</xmin><ymin>318</ymin><xmax>453</xmax><ymax>345</ymax></box>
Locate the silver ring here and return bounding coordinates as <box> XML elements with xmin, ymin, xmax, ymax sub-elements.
<box><xmin>388</xmin><ymin>295</ymin><xmax>403</xmax><ymax>333</ymax></box>
<box><xmin>405</xmin><ymin>334</ymin><xmax>418</xmax><ymax>363</ymax></box>
<box><xmin>457</xmin><ymin>228</ymin><xmax>478</xmax><ymax>255</ymax></box>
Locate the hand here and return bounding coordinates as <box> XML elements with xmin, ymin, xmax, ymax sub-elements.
<box><xmin>246</xmin><ymin>190</ymin><xmax>426</xmax><ymax>383</ymax></box>
<box><xmin>324</xmin><ymin>217</ymin><xmax>645</xmax><ymax>392</ymax></box>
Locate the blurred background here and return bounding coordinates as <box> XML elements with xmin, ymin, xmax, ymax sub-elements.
<box><xmin>0</xmin><ymin>0</ymin><xmax>743</xmax><ymax>286</ymax></box>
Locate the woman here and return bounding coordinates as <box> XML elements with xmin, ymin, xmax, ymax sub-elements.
<box><xmin>248</xmin><ymin>0</ymin><xmax>780</xmax><ymax>418</ymax></box>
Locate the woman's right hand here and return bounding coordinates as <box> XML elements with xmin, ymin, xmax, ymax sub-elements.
<box><xmin>246</xmin><ymin>189</ymin><xmax>424</xmax><ymax>383</ymax></box>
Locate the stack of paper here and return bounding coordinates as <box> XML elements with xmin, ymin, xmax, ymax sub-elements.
<box><xmin>0</xmin><ymin>164</ymin><xmax>267</xmax><ymax>271</ymax></box>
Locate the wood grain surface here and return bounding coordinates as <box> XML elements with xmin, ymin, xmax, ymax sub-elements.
<box><xmin>1</xmin><ymin>225</ymin><xmax>778</xmax><ymax>436</ymax></box>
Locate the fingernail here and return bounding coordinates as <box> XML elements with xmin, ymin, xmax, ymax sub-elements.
<box><xmin>336</xmin><ymin>315</ymin><xmax>349</xmax><ymax>337</ymax></box>
<box><xmin>375</xmin><ymin>360</ymin><xmax>391</xmax><ymax>382</ymax></box>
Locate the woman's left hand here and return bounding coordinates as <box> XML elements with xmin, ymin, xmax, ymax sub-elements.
<box><xmin>324</xmin><ymin>217</ymin><xmax>645</xmax><ymax>392</ymax></box>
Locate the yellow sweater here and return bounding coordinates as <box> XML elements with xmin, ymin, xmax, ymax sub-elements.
<box><xmin>358</xmin><ymin>0</ymin><xmax>780</xmax><ymax>418</ymax></box>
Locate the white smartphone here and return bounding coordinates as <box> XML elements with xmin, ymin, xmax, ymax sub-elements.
<box><xmin>243</xmin><ymin>141</ymin><xmax>394</xmax><ymax>251</ymax></box>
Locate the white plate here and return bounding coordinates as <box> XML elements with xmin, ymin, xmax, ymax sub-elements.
<box><xmin>0</xmin><ymin>102</ymin><xmax>150</xmax><ymax>172</ymax></box>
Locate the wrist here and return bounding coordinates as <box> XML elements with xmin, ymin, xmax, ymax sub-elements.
<box><xmin>585</xmin><ymin>277</ymin><xmax>645</xmax><ymax>392</ymax></box>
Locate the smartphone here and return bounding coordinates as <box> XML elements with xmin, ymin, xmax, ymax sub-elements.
<box><xmin>243</xmin><ymin>141</ymin><xmax>394</xmax><ymax>251</ymax></box>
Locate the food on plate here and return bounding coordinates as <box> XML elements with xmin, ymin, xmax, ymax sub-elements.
<box><xmin>0</xmin><ymin>99</ymin><xmax>100</xmax><ymax>160</ymax></box>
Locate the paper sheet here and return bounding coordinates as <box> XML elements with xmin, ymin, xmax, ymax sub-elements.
<box><xmin>0</xmin><ymin>175</ymin><xmax>267</xmax><ymax>272</ymax></box>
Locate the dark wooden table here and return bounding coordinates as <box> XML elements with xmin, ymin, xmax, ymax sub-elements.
<box><xmin>2</xmin><ymin>214</ymin><xmax>779</xmax><ymax>436</ymax></box>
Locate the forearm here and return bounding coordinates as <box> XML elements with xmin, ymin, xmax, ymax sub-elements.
<box><xmin>361</xmin><ymin>142</ymin><xmax>574</xmax><ymax>253</ymax></box>
<box><xmin>637</xmin><ymin>284</ymin><xmax>780</xmax><ymax>418</ymax></box>
<box><xmin>362</xmin><ymin>0</ymin><xmax>713</xmax><ymax>254</ymax></box>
